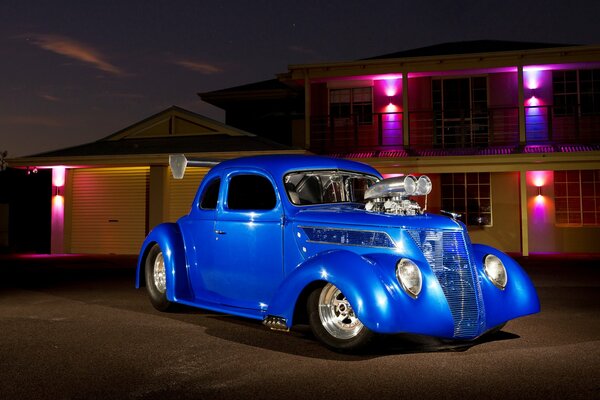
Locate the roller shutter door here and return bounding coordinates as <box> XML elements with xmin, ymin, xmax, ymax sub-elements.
<box><xmin>167</xmin><ymin>168</ymin><xmax>208</xmax><ymax>222</ymax></box>
<box><xmin>71</xmin><ymin>167</ymin><xmax>149</xmax><ymax>254</ymax></box>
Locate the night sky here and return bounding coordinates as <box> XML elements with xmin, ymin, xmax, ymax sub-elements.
<box><xmin>1</xmin><ymin>0</ymin><xmax>598</xmax><ymax>157</ymax></box>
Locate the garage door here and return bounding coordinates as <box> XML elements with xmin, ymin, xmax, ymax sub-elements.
<box><xmin>70</xmin><ymin>167</ymin><xmax>149</xmax><ymax>254</ymax></box>
<box><xmin>167</xmin><ymin>168</ymin><xmax>209</xmax><ymax>222</ymax></box>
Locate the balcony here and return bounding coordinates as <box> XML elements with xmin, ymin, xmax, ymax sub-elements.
<box><xmin>310</xmin><ymin>105</ymin><xmax>600</xmax><ymax>155</ymax></box>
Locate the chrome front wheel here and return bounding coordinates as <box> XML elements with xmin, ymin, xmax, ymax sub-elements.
<box><xmin>308</xmin><ymin>283</ymin><xmax>373</xmax><ymax>351</ymax></box>
<box><xmin>318</xmin><ymin>283</ymin><xmax>364</xmax><ymax>340</ymax></box>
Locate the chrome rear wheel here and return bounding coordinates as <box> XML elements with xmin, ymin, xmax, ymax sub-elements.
<box><xmin>152</xmin><ymin>251</ymin><xmax>166</xmax><ymax>293</ymax></box>
<box><xmin>145</xmin><ymin>244</ymin><xmax>174</xmax><ymax>312</ymax></box>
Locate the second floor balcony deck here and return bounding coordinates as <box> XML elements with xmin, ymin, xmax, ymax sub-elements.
<box><xmin>310</xmin><ymin>105</ymin><xmax>600</xmax><ymax>156</ymax></box>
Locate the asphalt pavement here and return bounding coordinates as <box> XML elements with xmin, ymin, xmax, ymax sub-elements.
<box><xmin>0</xmin><ymin>253</ymin><xmax>598</xmax><ymax>400</ymax></box>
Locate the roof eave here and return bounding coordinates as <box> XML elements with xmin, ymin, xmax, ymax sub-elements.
<box><xmin>6</xmin><ymin>149</ymin><xmax>309</xmax><ymax>169</ymax></box>
<box><xmin>287</xmin><ymin>44</ymin><xmax>600</xmax><ymax>80</ymax></box>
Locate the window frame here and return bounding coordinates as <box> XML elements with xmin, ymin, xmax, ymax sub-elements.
<box><xmin>440</xmin><ymin>172</ymin><xmax>493</xmax><ymax>227</ymax></box>
<box><xmin>552</xmin><ymin>69</ymin><xmax>600</xmax><ymax>117</ymax></box>
<box><xmin>554</xmin><ymin>169</ymin><xmax>600</xmax><ymax>227</ymax></box>
<box><xmin>329</xmin><ymin>87</ymin><xmax>374</xmax><ymax>125</ymax></box>
<box><xmin>431</xmin><ymin>75</ymin><xmax>489</xmax><ymax>148</ymax></box>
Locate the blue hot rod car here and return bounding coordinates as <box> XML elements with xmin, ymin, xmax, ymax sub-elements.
<box><xmin>136</xmin><ymin>154</ymin><xmax>540</xmax><ymax>351</ymax></box>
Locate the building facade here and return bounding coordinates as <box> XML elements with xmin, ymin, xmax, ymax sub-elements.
<box><xmin>6</xmin><ymin>107</ymin><xmax>303</xmax><ymax>254</ymax></box>
<box><xmin>204</xmin><ymin>41</ymin><xmax>600</xmax><ymax>255</ymax></box>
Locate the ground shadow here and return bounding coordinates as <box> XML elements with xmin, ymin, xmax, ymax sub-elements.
<box><xmin>163</xmin><ymin>306</ymin><xmax>520</xmax><ymax>360</ymax></box>
<box><xmin>1</xmin><ymin>255</ymin><xmax>521</xmax><ymax>360</ymax></box>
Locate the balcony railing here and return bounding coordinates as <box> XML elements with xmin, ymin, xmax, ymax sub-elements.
<box><xmin>309</xmin><ymin>105</ymin><xmax>600</xmax><ymax>153</ymax></box>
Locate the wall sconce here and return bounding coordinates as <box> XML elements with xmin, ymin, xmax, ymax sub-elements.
<box><xmin>54</xmin><ymin>186</ymin><xmax>65</xmax><ymax>197</ymax></box>
<box><xmin>536</xmin><ymin>186</ymin><xmax>542</xmax><ymax>197</ymax></box>
<box><xmin>530</xmin><ymin>88</ymin><xmax>537</xmax><ymax>98</ymax></box>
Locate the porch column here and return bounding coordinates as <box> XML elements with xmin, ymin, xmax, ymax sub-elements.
<box><xmin>517</xmin><ymin>65</ymin><xmax>526</xmax><ymax>146</ymax></box>
<box><xmin>148</xmin><ymin>165</ymin><xmax>168</xmax><ymax>232</ymax></box>
<box><xmin>402</xmin><ymin>72</ymin><xmax>410</xmax><ymax>147</ymax></box>
<box><xmin>519</xmin><ymin>169</ymin><xmax>529</xmax><ymax>256</ymax></box>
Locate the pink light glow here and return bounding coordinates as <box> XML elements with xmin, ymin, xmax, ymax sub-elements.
<box><xmin>383</xmin><ymin>78</ymin><xmax>400</xmax><ymax>97</ymax></box>
<box><xmin>385</xmin><ymin>103</ymin><xmax>399</xmax><ymax>113</ymax></box>
<box><xmin>524</xmin><ymin>69</ymin><xmax>541</xmax><ymax>90</ymax></box>
<box><xmin>527</xmin><ymin>170</ymin><xmax>551</xmax><ymax>188</ymax></box>
<box><xmin>52</xmin><ymin>166</ymin><xmax>66</xmax><ymax>187</ymax></box>
<box><xmin>53</xmin><ymin>194</ymin><xmax>64</xmax><ymax>208</ymax></box>
<box><xmin>382</xmin><ymin>173</ymin><xmax>404</xmax><ymax>179</ymax></box>
<box><xmin>530</xmin><ymin>193</ymin><xmax>547</xmax><ymax>218</ymax></box>
<box><xmin>52</xmin><ymin>195</ymin><xmax>64</xmax><ymax>226</ymax></box>
<box><xmin>526</xmin><ymin>96</ymin><xmax>540</xmax><ymax>107</ymax></box>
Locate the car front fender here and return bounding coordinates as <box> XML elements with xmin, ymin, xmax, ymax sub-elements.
<box><xmin>472</xmin><ymin>244</ymin><xmax>541</xmax><ymax>329</ymax></box>
<box><xmin>136</xmin><ymin>223</ymin><xmax>192</xmax><ymax>302</ymax></box>
<box><xmin>267</xmin><ymin>249</ymin><xmax>455</xmax><ymax>336</ymax></box>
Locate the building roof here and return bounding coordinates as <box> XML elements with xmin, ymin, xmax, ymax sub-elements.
<box><xmin>8</xmin><ymin>106</ymin><xmax>302</xmax><ymax>168</ymax></box>
<box><xmin>361</xmin><ymin>40</ymin><xmax>576</xmax><ymax>60</ymax></box>
<box><xmin>199</xmin><ymin>79</ymin><xmax>301</xmax><ymax>106</ymax></box>
<box><xmin>31</xmin><ymin>134</ymin><xmax>291</xmax><ymax>158</ymax></box>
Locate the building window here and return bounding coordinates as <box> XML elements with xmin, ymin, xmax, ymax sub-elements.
<box><xmin>432</xmin><ymin>76</ymin><xmax>488</xmax><ymax>148</ymax></box>
<box><xmin>553</xmin><ymin>69</ymin><xmax>600</xmax><ymax>116</ymax></box>
<box><xmin>330</xmin><ymin>87</ymin><xmax>373</xmax><ymax>124</ymax></box>
<box><xmin>441</xmin><ymin>172</ymin><xmax>492</xmax><ymax>226</ymax></box>
<box><xmin>554</xmin><ymin>170</ymin><xmax>600</xmax><ymax>226</ymax></box>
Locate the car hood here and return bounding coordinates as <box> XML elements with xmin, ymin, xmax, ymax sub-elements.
<box><xmin>289</xmin><ymin>204</ymin><xmax>463</xmax><ymax>231</ymax></box>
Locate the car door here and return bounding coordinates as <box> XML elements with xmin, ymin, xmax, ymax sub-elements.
<box><xmin>200</xmin><ymin>169</ymin><xmax>284</xmax><ymax>310</ymax></box>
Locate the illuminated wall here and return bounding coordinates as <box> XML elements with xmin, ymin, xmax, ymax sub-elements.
<box><xmin>524</xmin><ymin>69</ymin><xmax>552</xmax><ymax>142</ymax></box>
<box><xmin>373</xmin><ymin>78</ymin><xmax>403</xmax><ymax>146</ymax></box>
<box><xmin>527</xmin><ymin>170</ymin><xmax>600</xmax><ymax>253</ymax></box>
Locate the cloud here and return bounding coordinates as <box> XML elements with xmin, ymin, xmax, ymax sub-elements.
<box><xmin>172</xmin><ymin>59</ymin><xmax>223</xmax><ymax>74</ymax></box>
<box><xmin>26</xmin><ymin>34</ymin><xmax>126</xmax><ymax>76</ymax></box>
<box><xmin>39</xmin><ymin>93</ymin><xmax>60</xmax><ymax>102</ymax></box>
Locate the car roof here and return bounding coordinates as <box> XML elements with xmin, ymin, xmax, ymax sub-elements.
<box><xmin>209</xmin><ymin>154</ymin><xmax>382</xmax><ymax>180</ymax></box>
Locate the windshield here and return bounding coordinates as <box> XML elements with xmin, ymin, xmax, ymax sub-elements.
<box><xmin>284</xmin><ymin>170</ymin><xmax>379</xmax><ymax>205</ymax></box>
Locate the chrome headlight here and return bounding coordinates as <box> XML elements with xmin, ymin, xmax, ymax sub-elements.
<box><xmin>484</xmin><ymin>254</ymin><xmax>507</xmax><ymax>290</ymax></box>
<box><xmin>396</xmin><ymin>259</ymin><xmax>422</xmax><ymax>298</ymax></box>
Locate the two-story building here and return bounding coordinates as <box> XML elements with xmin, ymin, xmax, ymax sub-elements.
<box><xmin>202</xmin><ymin>41</ymin><xmax>600</xmax><ymax>255</ymax></box>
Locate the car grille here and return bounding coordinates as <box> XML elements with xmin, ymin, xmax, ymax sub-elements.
<box><xmin>407</xmin><ymin>229</ymin><xmax>485</xmax><ymax>338</ymax></box>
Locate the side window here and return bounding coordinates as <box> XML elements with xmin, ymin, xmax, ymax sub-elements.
<box><xmin>227</xmin><ymin>174</ymin><xmax>277</xmax><ymax>210</ymax></box>
<box><xmin>200</xmin><ymin>178</ymin><xmax>220</xmax><ymax>210</ymax></box>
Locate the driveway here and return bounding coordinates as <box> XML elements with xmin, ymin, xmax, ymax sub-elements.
<box><xmin>0</xmin><ymin>254</ymin><xmax>598</xmax><ymax>399</ymax></box>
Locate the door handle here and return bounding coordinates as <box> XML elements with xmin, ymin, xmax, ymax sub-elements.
<box><xmin>215</xmin><ymin>230</ymin><xmax>226</xmax><ymax>235</ymax></box>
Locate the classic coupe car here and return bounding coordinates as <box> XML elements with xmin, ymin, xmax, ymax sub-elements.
<box><xmin>136</xmin><ymin>154</ymin><xmax>540</xmax><ymax>351</ymax></box>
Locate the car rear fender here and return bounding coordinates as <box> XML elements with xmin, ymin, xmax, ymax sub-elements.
<box><xmin>136</xmin><ymin>223</ymin><xmax>192</xmax><ymax>302</ymax></box>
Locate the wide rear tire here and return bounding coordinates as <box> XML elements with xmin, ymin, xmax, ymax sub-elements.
<box><xmin>145</xmin><ymin>244</ymin><xmax>175</xmax><ymax>312</ymax></box>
